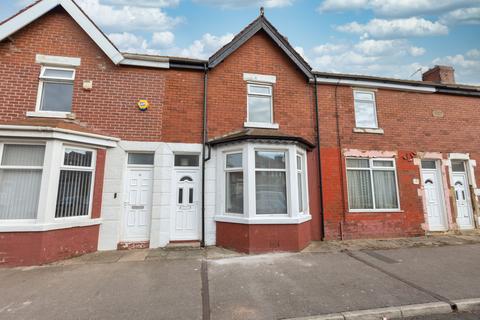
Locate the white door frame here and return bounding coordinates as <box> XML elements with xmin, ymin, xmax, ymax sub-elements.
<box><xmin>170</xmin><ymin>167</ymin><xmax>201</xmax><ymax>241</ymax></box>
<box><xmin>421</xmin><ymin>160</ymin><xmax>448</xmax><ymax>231</ymax></box>
<box><xmin>122</xmin><ymin>164</ymin><xmax>154</xmax><ymax>242</ymax></box>
<box><xmin>449</xmin><ymin>158</ymin><xmax>475</xmax><ymax>230</ymax></box>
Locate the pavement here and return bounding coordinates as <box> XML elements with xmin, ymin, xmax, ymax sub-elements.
<box><xmin>1</xmin><ymin>234</ymin><xmax>480</xmax><ymax>320</ymax></box>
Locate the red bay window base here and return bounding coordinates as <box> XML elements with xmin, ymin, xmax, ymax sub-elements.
<box><xmin>0</xmin><ymin>225</ymin><xmax>99</xmax><ymax>267</ymax></box>
<box><xmin>216</xmin><ymin>221</ymin><xmax>312</xmax><ymax>254</ymax></box>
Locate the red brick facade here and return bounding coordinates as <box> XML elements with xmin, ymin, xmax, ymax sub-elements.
<box><xmin>0</xmin><ymin>4</ymin><xmax>479</xmax><ymax>265</ymax></box>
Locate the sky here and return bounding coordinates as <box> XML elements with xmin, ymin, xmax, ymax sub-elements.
<box><xmin>1</xmin><ymin>0</ymin><xmax>479</xmax><ymax>84</ymax></box>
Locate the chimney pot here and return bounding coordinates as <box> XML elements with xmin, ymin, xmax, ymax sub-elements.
<box><xmin>422</xmin><ymin>65</ymin><xmax>455</xmax><ymax>84</ymax></box>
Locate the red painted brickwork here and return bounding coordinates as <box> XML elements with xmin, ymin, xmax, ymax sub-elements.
<box><xmin>216</xmin><ymin>221</ymin><xmax>311</xmax><ymax>253</ymax></box>
<box><xmin>0</xmin><ymin>225</ymin><xmax>99</xmax><ymax>267</ymax></box>
<box><xmin>318</xmin><ymin>84</ymin><xmax>480</xmax><ymax>239</ymax></box>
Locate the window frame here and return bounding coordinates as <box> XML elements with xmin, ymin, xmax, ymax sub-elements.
<box><xmin>35</xmin><ymin>66</ymin><xmax>76</xmax><ymax>116</ymax></box>
<box><xmin>254</xmin><ymin>148</ymin><xmax>289</xmax><ymax>216</ymax></box>
<box><xmin>346</xmin><ymin>157</ymin><xmax>401</xmax><ymax>212</ymax></box>
<box><xmin>296</xmin><ymin>152</ymin><xmax>307</xmax><ymax>214</ymax></box>
<box><xmin>246</xmin><ymin>82</ymin><xmax>274</xmax><ymax>125</ymax></box>
<box><xmin>127</xmin><ymin>152</ymin><xmax>155</xmax><ymax>167</ymax></box>
<box><xmin>54</xmin><ymin>145</ymin><xmax>96</xmax><ymax>221</ymax></box>
<box><xmin>174</xmin><ymin>153</ymin><xmax>200</xmax><ymax>168</ymax></box>
<box><xmin>224</xmin><ymin>150</ymin><xmax>244</xmax><ymax>215</ymax></box>
<box><xmin>217</xmin><ymin>142</ymin><xmax>310</xmax><ymax>224</ymax></box>
<box><xmin>353</xmin><ymin>89</ymin><xmax>378</xmax><ymax>129</ymax></box>
<box><xmin>0</xmin><ymin>141</ymin><xmax>46</xmax><ymax>222</ymax></box>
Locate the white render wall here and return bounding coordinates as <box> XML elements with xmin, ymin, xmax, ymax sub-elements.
<box><xmin>98</xmin><ymin>141</ymin><xmax>208</xmax><ymax>251</ymax></box>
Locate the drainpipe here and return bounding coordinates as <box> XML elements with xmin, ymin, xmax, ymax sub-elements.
<box><xmin>201</xmin><ymin>63</ymin><xmax>210</xmax><ymax>247</ymax></box>
<box><xmin>314</xmin><ymin>77</ymin><xmax>325</xmax><ymax>240</ymax></box>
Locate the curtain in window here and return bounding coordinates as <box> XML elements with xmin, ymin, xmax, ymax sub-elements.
<box><xmin>0</xmin><ymin>145</ymin><xmax>45</xmax><ymax>219</ymax></box>
<box><xmin>373</xmin><ymin>171</ymin><xmax>398</xmax><ymax>209</ymax></box>
<box><xmin>347</xmin><ymin>170</ymin><xmax>373</xmax><ymax>209</ymax></box>
<box><xmin>0</xmin><ymin>170</ymin><xmax>42</xmax><ymax>219</ymax></box>
<box><xmin>255</xmin><ymin>171</ymin><xmax>287</xmax><ymax>214</ymax></box>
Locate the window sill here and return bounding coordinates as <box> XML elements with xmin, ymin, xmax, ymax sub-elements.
<box><xmin>27</xmin><ymin>111</ymin><xmax>74</xmax><ymax>119</ymax></box>
<box><xmin>244</xmin><ymin>122</ymin><xmax>279</xmax><ymax>129</ymax></box>
<box><xmin>353</xmin><ymin>127</ymin><xmax>384</xmax><ymax>134</ymax></box>
<box><xmin>215</xmin><ymin>214</ymin><xmax>311</xmax><ymax>225</ymax></box>
<box><xmin>348</xmin><ymin>210</ymin><xmax>404</xmax><ymax>214</ymax></box>
<box><xmin>0</xmin><ymin>218</ymin><xmax>101</xmax><ymax>232</ymax></box>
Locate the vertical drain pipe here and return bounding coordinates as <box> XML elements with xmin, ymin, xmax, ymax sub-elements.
<box><xmin>201</xmin><ymin>63</ymin><xmax>209</xmax><ymax>247</ymax></box>
<box><xmin>314</xmin><ymin>76</ymin><xmax>325</xmax><ymax>240</ymax></box>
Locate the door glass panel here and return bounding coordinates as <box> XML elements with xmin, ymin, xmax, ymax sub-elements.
<box><xmin>421</xmin><ymin>160</ymin><xmax>436</xmax><ymax>169</ymax></box>
<box><xmin>180</xmin><ymin>176</ymin><xmax>193</xmax><ymax>182</ymax></box>
<box><xmin>189</xmin><ymin>188</ymin><xmax>194</xmax><ymax>204</ymax></box>
<box><xmin>178</xmin><ymin>188</ymin><xmax>183</xmax><ymax>204</ymax></box>
<box><xmin>451</xmin><ymin>160</ymin><xmax>465</xmax><ymax>172</ymax></box>
<box><xmin>175</xmin><ymin>155</ymin><xmax>199</xmax><ymax>167</ymax></box>
<box><xmin>128</xmin><ymin>153</ymin><xmax>154</xmax><ymax>165</ymax></box>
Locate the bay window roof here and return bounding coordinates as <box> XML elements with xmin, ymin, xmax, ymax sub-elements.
<box><xmin>208</xmin><ymin>128</ymin><xmax>315</xmax><ymax>149</ymax></box>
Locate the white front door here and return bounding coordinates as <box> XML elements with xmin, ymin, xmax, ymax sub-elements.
<box><xmin>421</xmin><ymin>162</ymin><xmax>447</xmax><ymax>231</ymax></box>
<box><xmin>453</xmin><ymin>172</ymin><xmax>474</xmax><ymax>229</ymax></box>
<box><xmin>124</xmin><ymin>168</ymin><xmax>153</xmax><ymax>241</ymax></box>
<box><xmin>171</xmin><ymin>171</ymin><xmax>200</xmax><ymax>240</ymax></box>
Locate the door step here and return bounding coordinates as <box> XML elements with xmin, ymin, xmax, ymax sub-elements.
<box><xmin>117</xmin><ymin>241</ymin><xmax>150</xmax><ymax>250</ymax></box>
<box><xmin>166</xmin><ymin>241</ymin><xmax>201</xmax><ymax>250</ymax></box>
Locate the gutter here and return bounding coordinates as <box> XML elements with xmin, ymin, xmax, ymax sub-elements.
<box><xmin>314</xmin><ymin>76</ymin><xmax>436</xmax><ymax>93</ymax></box>
<box><xmin>313</xmin><ymin>78</ymin><xmax>325</xmax><ymax>240</ymax></box>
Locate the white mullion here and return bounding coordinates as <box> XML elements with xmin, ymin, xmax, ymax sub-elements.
<box><xmin>368</xmin><ymin>159</ymin><xmax>376</xmax><ymax>210</ymax></box>
<box><xmin>246</xmin><ymin>144</ymin><xmax>256</xmax><ymax>218</ymax></box>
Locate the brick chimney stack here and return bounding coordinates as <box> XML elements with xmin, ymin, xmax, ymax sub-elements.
<box><xmin>422</xmin><ymin>65</ymin><xmax>455</xmax><ymax>84</ymax></box>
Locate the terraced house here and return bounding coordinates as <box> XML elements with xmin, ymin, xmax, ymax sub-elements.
<box><xmin>1</xmin><ymin>0</ymin><xmax>479</xmax><ymax>266</ymax></box>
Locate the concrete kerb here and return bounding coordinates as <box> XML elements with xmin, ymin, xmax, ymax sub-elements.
<box><xmin>453</xmin><ymin>298</ymin><xmax>480</xmax><ymax>312</ymax></box>
<box><xmin>284</xmin><ymin>301</ymin><xmax>454</xmax><ymax>320</ymax></box>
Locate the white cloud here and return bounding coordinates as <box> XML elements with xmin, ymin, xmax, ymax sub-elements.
<box><xmin>76</xmin><ymin>0</ymin><xmax>183</xmax><ymax>31</ymax></box>
<box><xmin>102</xmin><ymin>0</ymin><xmax>180</xmax><ymax>7</ymax></box>
<box><xmin>354</xmin><ymin>39</ymin><xmax>425</xmax><ymax>57</ymax></box>
<box><xmin>432</xmin><ymin>49</ymin><xmax>480</xmax><ymax>84</ymax></box>
<box><xmin>440</xmin><ymin>7</ymin><xmax>480</xmax><ymax>25</ymax></box>
<box><xmin>337</xmin><ymin>17</ymin><xmax>449</xmax><ymax>38</ymax></box>
<box><xmin>318</xmin><ymin>0</ymin><xmax>479</xmax><ymax>18</ymax></box>
<box><xmin>294</xmin><ymin>46</ymin><xmax>306</xmax><ymax>59</ymax></box>
<box><xmin>192</xmin><ymin>0</ymin><xmax>294</xmax><ymax>9</ymax></box>
<box><xmin>109</xmin><ymin>32</ymin><xmax>149</xmax><ymax>51</ymax></box>
<box><xmin>175</xmin><ymin>33</ymin><xmax>235</xmax><ymax>59</ymax></box>
<box><xmin>152</xmin><ymin>31</ymin><xmax>175</xmax><ymax>47</ymax></box>
<box><xmin>312</xmin><ymin>43</ymin><xmax>348</xmax><ymax>55</ymax></box>
<box><xmin>108</xmin><ymin>31</ymin><xmax>235</xmax><ymax>59</ymax></box>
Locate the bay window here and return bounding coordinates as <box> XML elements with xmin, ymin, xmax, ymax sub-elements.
<box><xmin>218</xmin><ymin>143</ymin><xmax>310</xmax><ymax>223</ymax></box>
<box><xmin>346</xmin><ymin>158</ymin><xmax>400</xmax><ymax>211</ymax></box>
<box><xmin>0</xmin><ymin>144</ymin><xmax>45</xmax><ymax>219</ymax></box>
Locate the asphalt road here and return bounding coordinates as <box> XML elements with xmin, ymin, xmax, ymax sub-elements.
<box><xmin>1</xmin><ymin>243</ymin><xmax>479</xmax><ymax>320</ymax></box>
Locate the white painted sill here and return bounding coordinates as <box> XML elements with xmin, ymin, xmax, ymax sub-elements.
<box><xmin>26</xmin><ymin>111</ymin><xmax>73</xmax><ymax>119</ymax></box>
<box><xmin>215</xmin><ymin>214</ymin><xmax>311</xmax><ymax>225</ymax></box>
<box><xmin>244</xmin><ymin>122</ymin><xmax>279</xmax><ymax>129</ymax></box>
<box><xmin>353</xmin><ymin>127</ymin><xmax>384</xmax><ymax>134</ymax></box>
<box><xmin>0</xmin><ymin>218</ymin><xmax>101</xmax><ymax>232</ymax></box>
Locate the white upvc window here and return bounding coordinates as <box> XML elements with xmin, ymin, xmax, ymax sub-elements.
<box><xmin>0</xmin><ymin>143</ymin><xmax>45</xmax><ymax>220</ymax></box>
<box><xmin>217</xmin><ymin>143</ymin><xmax>310</xmax><ymax>224</ymax></box>
<box><xmin>225</xmin><ymin>152</ymin><xmax>244</xmax><ymax>214</ymax></box>
<box><xmin>55</xmin><ymin>147</ymin><xmax>96</xmax><ymax>219</ymax></box>
<box><xmin>346</xmin><ymin>158</ymin><xmax>400</xmax><ymax>212</ymax></box>
<box><xmin>247</xmin><ymin>83</ymin><xmax>273</xmax><ymax>124</ymax></box>
<box><xmin>36</xmin><ymin>66</ymin><xmax>75</xmax><ymax>114</ymax></box>
<box><xmin>353</xmin><ymin>90</ymin><xmax>378</xmax><ymax>129</ymax></box>
<box><xmin>297</xmin><ymin>153</ymin><xmax>307</xmax><ymax>213</ymax></box>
